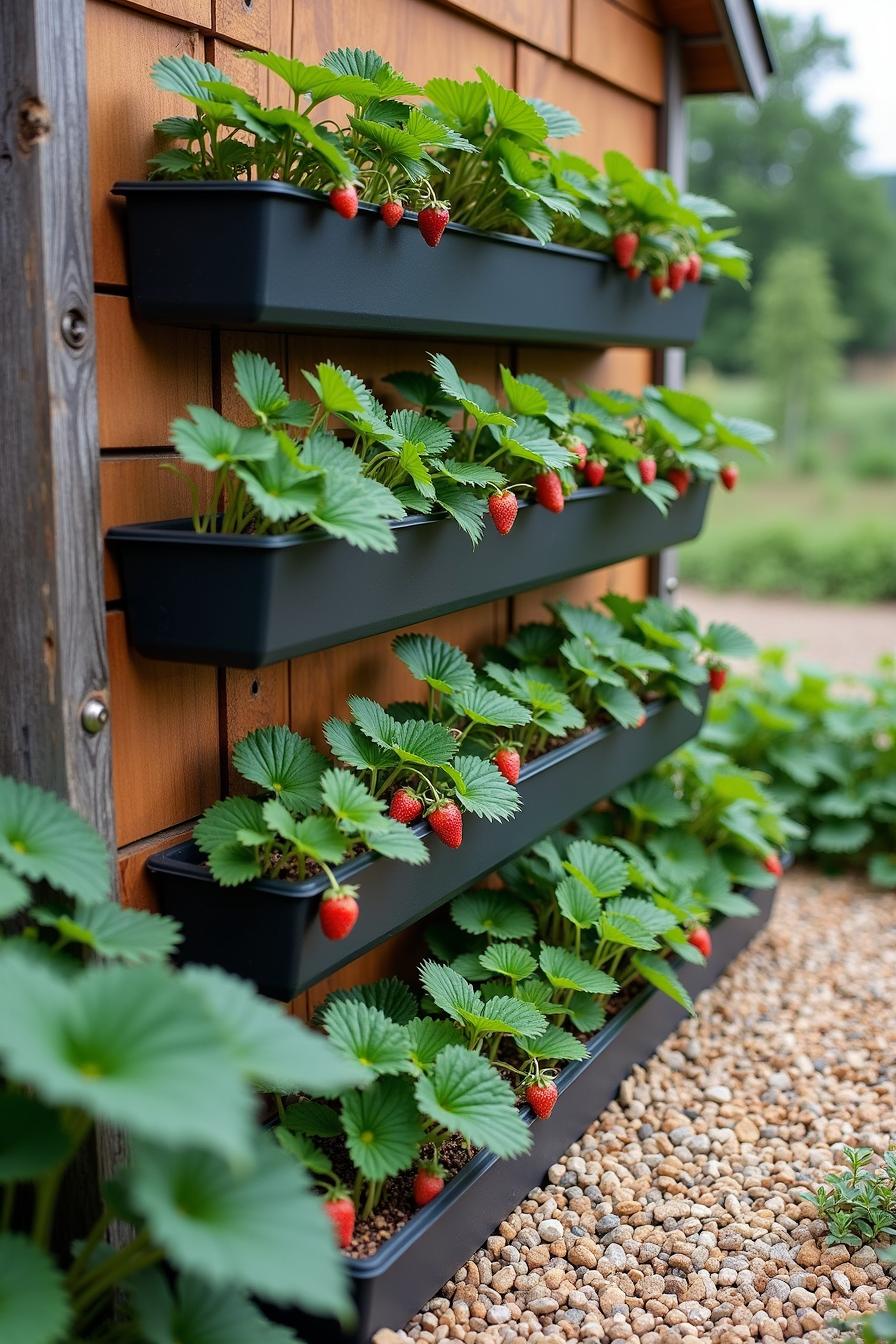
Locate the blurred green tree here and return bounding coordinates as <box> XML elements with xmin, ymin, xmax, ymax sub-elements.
<box><xmin>688</xmin><ymin>14</ymin><xmax>896</xmax><ymax>371</ymax></box>
<box><xmin>751</xmin><ymin>243</ymin><xmax>850</xmax><ymax>458</ymax></box>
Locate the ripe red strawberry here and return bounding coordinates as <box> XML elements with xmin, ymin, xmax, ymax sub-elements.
<box><xmin>526</xmin><ymin>1080</ymin><xmax>558</xmax><ymax>1120</ymax></box>
<box><xmin>569</xmin><ymin>439</ymin><xmax>588</xmax><ymax>470</ymax></box>
<box><xmin>627</xmin><ymin>265</ymin><xmax>643</xmax><ymax>281</ymax></box>
<box><xmin>319</xmin><ymin>887</ymin><xmax>359</xmax><ymax>941</ymax></box>
<box><xmin>534</xmin><ymin>471</ymin><xmax>564</xmax><ymax>513</ymax></box>
<box><xmin>688</xmin><ymin>926</ymin><xmax>712</xmax><ymax>958</ymax></box>
<box><xmin>687</xmin><ymin>251</ymin><xmax>703</xmax><ymax>283</ymax></box>
<box><xmin>488</xmin><ymin>489</ymin><xmax>519</xmax><ymax>536</ymax></box>
<box><xmin>324</xmin><ymin>1196</ymin><xmax>355</xmax><ymax>1249</ymax></box>
<box><xmin>635</xmin><ymin>712</ymin><xmax>647</xmax><ymax>728</ymax></box>
<box><xmin>709</xmin><ymin>664</ymin><xmax>728</xmax><ymax>693</ymax></box>
<box><xmin>418</xmin><ymin>203</ymin><xmax>450</xmax><ymax>248</ymax></box>
<box><xmin>667</xmin><ymin>467</ymin><xmax>692</xmax><ymax>497</ymax></box>
<box><xmin>650</xmin><ymin>273</ymin><xmax>671</xmax><ymax>299</ymax></box>
<box><xmin>380</xmin><ymin>200</ymin><xmax>405</xmax><ymax>228</ymax></box>
<box><xmin>413</xmin><ymin>1167</ymin><xmax>445</xmax><ymax>1207</ymax></box>
<box><xmin>389</xmin><ymin>788</ymin><xmax>423</xmax><ymax>824</ymax></box>
<box><xmin>668</xmin><ymin>259</ymin><xmax>689</xmax><ymax>292</ymax></box>
<box><xmin>584</xmin><ymin>458</ymin><xmax>606</xmax><ymax>488</ymax></box>
<box><xmin>638</xmin><ymin>457</ymin><xmax>657</xmax><ymax>486</ymax></box>
<box><xmin>720</xmin><ymin>463</ymin><xmax>739</xmax><ymax>492</ymax></box>
<box><xmin>329</xmin><ymin>184</ymin><xmax>358</xmax><ymax>219</ymax></box>
<box><xmin>429</xmin><ymin>801</ymin><xmax>463</xmax><ymax>849</ymax></box>
<box><xmin>613</xmin><ymin>231</ymin><xmax>639</xmax><ymax>270</ymax></box>
<box><xmin>494</xmin><ymin>747</ymin><xmax>521</xmax><ymax>786</ymax></box>
<box><xmin>763</xmin><ymin>853</ymin><xmax>783</xmax><ymax>878</ymax></box>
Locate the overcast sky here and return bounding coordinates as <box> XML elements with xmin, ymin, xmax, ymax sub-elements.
<box><xmin>761</xmin><ymin>0</ymin><xmax>896</xmax><ymax>174</ymax></box>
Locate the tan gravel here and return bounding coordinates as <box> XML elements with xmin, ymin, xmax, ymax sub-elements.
<box><xmin>387</xmin><ymin>868</ymin><xmax>896</xmax><ymax>1344</ymax></box>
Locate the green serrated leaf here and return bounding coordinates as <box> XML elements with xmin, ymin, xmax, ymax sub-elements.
<box><xmin>0</xmin><ymin>1235</ymin><xmax>70</xmax><ymax>1344</ymax></box>
<box><xmin>451</xmin><ymin>890</ymin><xmax>536</xmax><ymax>940</ymax></box>
<box><xmin>321</xmin><ymin>999</ymin><xmax>410</xmax><ymax>1079</ymax></box>
<box><xmin>441</xmin><ymin>756</ymin><xmax>521</xmax><ymax>821</ymax></box>
<box><xmin>341</xmin><ymin>1075</ymin><xmax>423</xmax><ymax>1181</ymax></box>
<box><xmin>415</xmin><ymin>1044</ymin><xmax>530</xmax><ymax>1156</ymax></box>
<box><xmin>632</xmin><ymin>951</ymin><xmax>694</xmax><ymax>1014</ymax></box>
<box><xmin>392</xmin><ymin>633</ymin><xmax>476</xmax><ymax>695</ymax></box>
<box><xmin>479</xmin><ymin>941</ymin><xmax>537</xmax><ymax>982</ymax></box>
<box><xmin>539</xmin><ymin>945</ymin><xmax>618</xmax><ymax>994</ymax></box>
<box><xmin>516</xmin><ymin>1023</ymin><xmax>588</xmax><ymax>1062</ymax></box>
<box><xmin>0</xmin><ymin>777</ymin><xmax>109</xmax><ymax>905</ymax></box>
<box><xmin>232</xmin><ymin>726</ymin><xmax>325</xmax><ymax>814</ymax></box>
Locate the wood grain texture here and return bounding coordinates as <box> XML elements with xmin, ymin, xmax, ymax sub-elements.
<box><xmin>107</xmin><ymin>612</ymin><xmax>220</xmax><ymax>844</ymax></box>
<box><xmin>517</xmin><ymin>346</ymin><xmax>653</xmax><ymax>397</ymax></box>
<box><xmin>118</xmin><ymin>823</ymin><xmax>194</xmax><ymax>909</ymax></box>
<box><xmin>86</xmin><ymin>0</ymin><xmax>202</xmax><ymax>285</ymax></box>
<box><xmin>223</xmin><ymin>665</ymin><xmax>291</xmax><ymax>794</ymax></box>
<box><xmin>100</xmin><ymin>454</ymin><xmax>212</xmax><ymax>599</ymax></box>
<box><xmin>213</xmin><ymin>0</ymin><xmax>270</xmax><ymax>49</ymax></box>
<box><xmin>292</xmin><ymin>0</ymin><xmax>514</xmax><ymax>86</ymax></box>
<box><xmin>438</xmin><ymin>0</ymin><xmax>570</xmax><ymax>56</ymax></box>
<box><xmin>572</xmin><ymin>0</ymin><xmax>664</xmax><ymax>103</ymax></box>
<box><xmin>109</xmin><ymin>0</ymin><xmax>211</xmax><ymax>25</ymax></box>
<box><xmin>1</xmin><ymin>0</ymin><xmax>115</xmax><ymax>848</ymax></box>
<box><xmin>610</xmin><ymin>0</ymin><xmax>660</xmax><ymax>23</ymax></box>
<box><xmin>516</xmin><ymin>44</ymin><xmax>657</xmax><ymax>163</ymax></box>
<box><xmin>96</xmin><ymin>294</ymin><xmax>212</xmax><ymax>448</ymax></box>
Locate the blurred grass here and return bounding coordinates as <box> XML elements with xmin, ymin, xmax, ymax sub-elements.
<box><xmin>680</xmin><ymin>369</ymin><xmax>896</xmax><ymax>602</ymax></box>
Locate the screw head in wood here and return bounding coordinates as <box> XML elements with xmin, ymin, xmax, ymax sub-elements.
<box><xmin>80</xmin><ymin>696</ymin><xmax>109</xmax><ymax>734</ymax></box>
<box><xmin>62</xmin><ymin>308</ymin><xmax>88</xmax><ymax>349</ymax></box>
<box><xmin>665</xmin><ymin>574</ymin><xmax>679</xmax><ymax>594</ymax></box>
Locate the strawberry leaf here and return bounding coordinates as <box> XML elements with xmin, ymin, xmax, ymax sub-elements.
<box><xmin>320</xmin><ymin>768</ymin><xmax>385</xmax><ymax>831</ymax></box>
<box><xmin>515</xmin><ymin>1023</ymin><xmax>588</xmax><ymax>1061</ymax></box>
<box><xmin>392</xmin><ymin>632</ymin><xmax>477</xmax><ymax>695</ymax></box>
<box><xmin>416</xmin><ymin>1044</ymin><xmax>530</xmax><ymax>1156</ymax></box>
<box><xmin>323</xmin><ymin>718</ymin><xmax>395</xmax><ymax>771</ymax></box>
<box><xmin>232</xmin><ymin>726</ymin><xmax>325</xmax><ymax>813</ymax></box>
<box><xmin>320</xmin><ymin>1000</ymin><xmax>410</xmax><ymax>1080</ymax></box>
<box><xmin>449</xmin><ymin>685</ymin><xmax>531</xmax><ymax>728</ymax></box>
<box><xmin>632</xmin><ymin>952</ymin><xmax>694</xmax><ymax>1014</ymax></box>
<box><xmin>539</xmin><ymin>945</ymin><xmax>618</xmax><ymax>995</ymax></box>
<box><xmin>341</xmin><ymin>1076</ymin><xmax>423</xmax><ymax>1181</ymax></box>
<box><xmin>441</xmin><ymin>756</ymin><xmax>520</xmax><ymax>821</ymax></box>
<box><xmin>450</xmin><ymin>891</ymin><xmax>535</xmax><ymax>939</ymax></box>
<box><xmin>500</xmin><ymin>367</ymin><xmax>549</xmax><ymax>417</ymax></box>
<box><xmin>232</xmin><ymin>351</ymin><xmax>289</xmax><ymax>421</ymax></box>
<box><xmin>613</xmin><ymin>776</ymin><xmax>690</xmax><ymax>827</ymax></box>
<box><xmin>476</xmin><ymin>67</ymin><xmax>547</xmax><ymax>141</ymax></box>
<box><xmin>405</xmin><ymin>1016</ymin><xmax>464</xmax><ymax>1072</ymax></box>
<box><xmin>0</xmin><ymin>778</ymin><xmax>110</xmax><ymax>905</ymax></box>
<box><xmin>432</xmin><ymin>479</ymin><xmax>489</xmax><ymax>544</ymax></box>
<box><xmin>479</xmin><ymin>941</ymin><xmax>537</xmax><ymax>982</ymax></box>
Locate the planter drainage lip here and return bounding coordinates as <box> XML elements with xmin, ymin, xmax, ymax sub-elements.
<box><xmin>111</xmin><ymin>179</ymin><xmax>711</xmax><ymax>348</ymax></box>
<box><xmin>107</xmin><ymin>482</ymin><xmax>712</xmax><ymax>669</ymax></box>
<box><xmin>148</xmin><ymin>689</ymin><xmax>709</xmax><ymax>999</ymax></box>
<box><xmin>269</xmin><ymin>879</ymin><xmax>778</xmax><ymax>1343</ymax></box>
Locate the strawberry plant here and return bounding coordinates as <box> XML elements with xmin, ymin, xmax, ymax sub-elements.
<box><xmin>150</xmin><ymin>49</ymin><xmax>474</xmax><ymax>225</ymax></box>
<box><xmin>274</xmin><ymin>977</ymin><xmax>530</xmax><ymax>1223</ymax></box>
<box><xmin>705</xmin><ymin>651</ymin><xmax>896</xmax><ymax>886</ymax></box>
<box><xmin>805</xmin><ymin>1146</ymin><xmax>896</xmax><ymax>1248</ymax></box>
<box><xmin>0</xmin><ymin>775</ymin><xmax>365</xmax><ymax>1342</ymax></box>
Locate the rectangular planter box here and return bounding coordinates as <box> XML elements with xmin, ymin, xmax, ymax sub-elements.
<box><xmin>107</xmin><ymin>483</ymin><xmax>711</xmax><ymax>669</ymax></box>
<box><xmin>271</xmin><ymin>879</ymin><xmax>778</xmax><ymax>1344</ymax></box>
<box><xmin>112</xmin><ymin>181</ymin><xmax>711</xmax><ymax>348</ymax></box>
<box><xmin>149</xmin><ymin>690</ymin><xmax>708</xmax><ymax>1000</ymax></box>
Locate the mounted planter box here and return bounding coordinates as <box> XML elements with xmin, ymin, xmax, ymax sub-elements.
<box><xmin>112</xmin><ymin>182</ymin><xmax>711</xmax><ymax>348</ymax></box>
<box><xmin>271</xmin><ymin>879</ymin><xmax>778</xmax><ymax>1344</ymax></box>
<box><xmin>149</xmin><ymin>689</ymin><xmax>708</xmax><ymax>1000</ymax></box>
<box><xmin>108</xmin><ymin>483</ymin><xmax>711</xmax><ymax>669</ymax></box>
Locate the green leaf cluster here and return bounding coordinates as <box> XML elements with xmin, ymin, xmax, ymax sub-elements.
<box><xmin>0</xmin><ymin>775</ymin><xmax>362</xmax><ymax>1342</ymax></box>
<box><xmin>704</xmin><ymin>650</ymin><xmax>896</xmax><ymax>885</ymax></box>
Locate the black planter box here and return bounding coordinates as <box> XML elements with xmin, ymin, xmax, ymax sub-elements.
<box><xmin>107</xmin><ymin>483</ymin><xmax>711</xmax><ymax>669</ymax></box>
<box><xmin>112</xmin><ymin>181</ymin><xmax>711</xmax><ymax>348</ymax></box>
<box><xmin>272</xmin><ymin>880</ymin><xmax>777</xmax><ymax>1344</ymax></box>
<box><xmin>149</xmin><ymin>690</ymin><xmax>708</xmax><ymax>1000</ymax></box>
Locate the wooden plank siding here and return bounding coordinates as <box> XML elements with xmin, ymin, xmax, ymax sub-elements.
<box><xmin>88</xmin><ymin>0</ymin><xmax>665</xmax><ymax>1008</ymax></box>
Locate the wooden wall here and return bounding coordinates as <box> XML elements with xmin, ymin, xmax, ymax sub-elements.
<box><xmin>89</xmin><ymin>0</ymin><xmax>668</xmax><ymax>1016</ymax></box>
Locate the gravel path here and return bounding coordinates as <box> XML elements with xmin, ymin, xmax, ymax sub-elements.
<box><xmin>678</xmin><ymin>587</ymin><xmax>896</xmax><ymax>677</ymax></box>
<box><xmin>382</xmin><ymin>868</ymin><xmax>896</xmax><ymax>1344</ymax></box>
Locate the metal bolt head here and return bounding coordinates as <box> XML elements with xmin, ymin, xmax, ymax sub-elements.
<box><xmin>665</xmin><ymin>574</ymin><xmax>679</xmax><ymax>594</ymax></box>
<box><xmin>62</xmin><ymin>308</ymin><xmax>88</xmax><ymax>349</ymax></box>
<box><xmin>81</xmin><ymin>696</ymin><xmax>109</xmax><ymax>734</ymax></box>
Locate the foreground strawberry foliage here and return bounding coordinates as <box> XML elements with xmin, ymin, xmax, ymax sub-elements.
<box><xmin>705</xmin><ymin>650</ymin><xmax>896</xmax><ymax>887</ymax></box>
<box><xmin>148</xmin><ymin>49</ymin><xmax>749</xmax><ymax>287</ymax></box>
<box><xmin>193</xmin><ymin>598</ymin><xmax>755</xmax><ymax>939</ymax></box>
<box><xmin>0</xmin><ymin>777</ymin><xmax>360</xmax><ymax>1343</ymax></box>
<box><xmin>169</xmin><ymin>350</ymin><xmax>772</xmax><ymax>548</ymax></box>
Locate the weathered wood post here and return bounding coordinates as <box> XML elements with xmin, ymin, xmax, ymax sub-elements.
<box><xmin>0</xmin><ymin>0</ymin><xmax>115</xmax><ymax>849</ymax></box>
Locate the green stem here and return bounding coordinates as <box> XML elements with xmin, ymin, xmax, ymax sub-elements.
<box><xmin>66</xmin><ymin>1210</ymin><xmax>113</xmax><ymax>1286</ymax></box>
